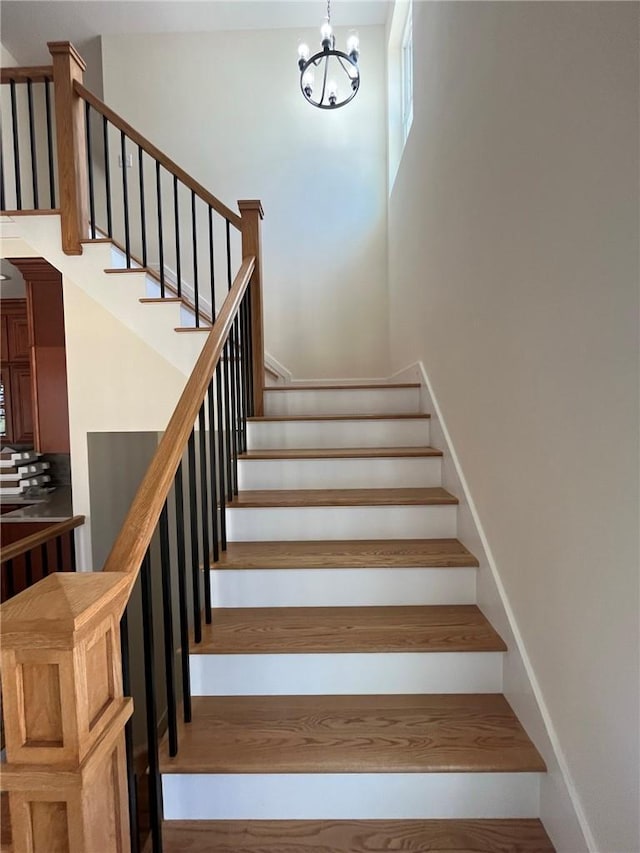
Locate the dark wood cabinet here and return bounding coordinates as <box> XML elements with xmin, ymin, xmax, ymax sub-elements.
<box><xmin>2</xmin><ymin>261</ymin><xmax>71</xmax><ymax>453</ymax></box>
<box><xmin>1</xmin><ymin>300</ymin><xmax>33</xmax><ymax>446</ymax></box>
<box><xmin>10</xmin><ymin>363</ymin><xmax>34</xmax><ymax>444</ymax></box>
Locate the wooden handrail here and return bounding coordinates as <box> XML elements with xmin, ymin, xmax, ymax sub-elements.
<box><xmin>0</xmin><ymin>66</ymin><xmax>54</xmax><ymax>83</ymax></box>
<box><xmin>74</xmin><ymin>80</ymin><xmax>243</xmax><ymax>230</ymax></box>
<box><xmin>0</xmin><ymin>515</ymin><xmax>85</xmax><ymax>564</ymax></box>
<box><xmin>102</xmin><ymin>255</ymin><xmax>255</xmax><ymax>584</ymax></box>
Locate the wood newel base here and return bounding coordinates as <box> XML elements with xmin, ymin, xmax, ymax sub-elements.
<box><xmin>0</xmin><ymin>573</ymin><xmax>133</xmax><ymax>853</ymax></box>
<box><xmin>48</xmin><ymin>41</ymin><xmax>88</xmax><ymax>256</ymax></box>
<box><xmin>238</xmin><ymin>199</ymin><xmax>265</xmax><ymax>417</ymax></box>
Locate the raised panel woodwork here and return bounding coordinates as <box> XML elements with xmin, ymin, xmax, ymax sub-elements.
<box><xmin>29</xmin><ymin>801</ymin><xmax>68</xmax><ymax>853</ymax></box>
<box><xmin>21</xmin><ymin>663</ymin><xmax>63</xmax><ymax>746</ymax></box>
<box><xmin>1</xmin><ymin>315</ymin><xmax>8</xmax><ymax>362</ymax></box>
<box><xmin>10</xmin><ymin>363</ymin><xmax>34</xmax><ymax>444</ymax></box>
<box><xmin>86</xmin><ymin>629</ymin><xmax>114</xmax><ymax>730</ymax></box>
<box><xmin>6</xmin><ymin>313</ymin><xmax>30</xmax><ymax>361</ymax></box>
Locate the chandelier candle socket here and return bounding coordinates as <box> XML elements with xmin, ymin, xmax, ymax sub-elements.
<box><xmin>297</xmin><ymin>0</ymin><xmax>360</xmax><ymax>109</ymax></box>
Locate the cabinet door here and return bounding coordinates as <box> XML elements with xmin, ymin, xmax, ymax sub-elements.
<box><xmin>10</xmin><ymin>364</ymin><xmax>33</xmax><ymax>445</ymax></box>
<box><xmin>0</xmin><ymin>365</ymin><xmax>14</xmax><ymax>444</ymax></box>
<box><xmin>6</xmin><ymin>312</ymin><xmax>30</xmax><ymax>361</ymax></box>
<box><xmin>1</xmin><ymin>315</ymin><xmax>8</xmax><ymax>362</ymax></box>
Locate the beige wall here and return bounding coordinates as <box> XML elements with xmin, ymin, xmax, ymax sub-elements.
<box><xmin>388</xmin><ymin>3</ymin><xmax>639</xmax><ymax>851</ymax></box>
<box><xmin>100</xmin><ymin>26</ymin><xmax>390</xmax><ymax>380</ymax></box>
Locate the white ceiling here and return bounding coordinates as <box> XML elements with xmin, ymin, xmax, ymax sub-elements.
<box><xmin>1</xmin><ymin>1</ymin><xmax>390</xmax><ymax>64</ymax></box>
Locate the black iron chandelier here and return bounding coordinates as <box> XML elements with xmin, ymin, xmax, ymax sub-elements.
<box><xmin>297</xmin><ymin>0</ymin><xmax>360</xmax><ymax>109</ymax></box>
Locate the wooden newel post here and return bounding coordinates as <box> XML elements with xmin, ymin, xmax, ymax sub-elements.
<box><xmin>48</xmin><ymin>41</ymin><xmax>88</xmax><ymax>256</ymax></box>
<box><xmin>0</xmin><ymin>573</ymin><xmax>133</xmax><ymax>853</ymax></box>
<box><xmin>238</xmin><ymin>199</ymin><xmax>265</xmax><ymax>417</ymax></box>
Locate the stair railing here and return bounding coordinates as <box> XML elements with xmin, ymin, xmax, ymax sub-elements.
<box><xmin>0</xmin><ymin>515</ymin><xmax>84</xmax><ymax>602</ymax></box>
<box><xmin>0</xmin><ymin>41</ymin><xmax>265</xmax><ymax>853</ymax></box>
<box><xmin>0</xmin><ymin>64</ymin><xmax>57</xmax><ymax>212</ymax></box>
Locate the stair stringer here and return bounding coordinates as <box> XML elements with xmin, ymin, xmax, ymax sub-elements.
<box><xmin>0</xmin><ymin>214</ymin><xmax>206</xmax><ymax>377</ymax></box>
<box><xmin>391</xmin><ymin>361</ymin><xmax>591</xmax><ymax>853</ymax></box>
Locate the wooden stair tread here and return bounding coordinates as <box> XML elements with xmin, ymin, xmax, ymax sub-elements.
<box><xmin>211</xmin><ymin>538</ymin><xmax>479</xmax><ymax>569</ymax></box>
<box><xmin>159</xmin><ymin>694</ymin><xmax>545</xmax><ymax>773</ymax></box>
<box><xmin>162</xmin><ymin>818</ymin><xmax>555</xmax><ymax>852</ymax></box>
<box><xmin>228</xmin><ymin>487</ymin><xmax>458</xmax><ymax>508</ymax></box>
<box><xmin>239</xmin><ymin>446</ymin><xmax>442</xmax><ymax>459</ymax></box>
<box><xmin>193</xmin><ymin>605</ymin><xmax>506</xmax><ymax>653</ymax></box>
<box><xmin>266</xmin><ymin>382</ymin><xmax>420</xmax><ymax>391</ymax></box>
<box><xmin>249</xmin><ymin>413</ymin><xmax>430</xmax><ymax>422</ymax></box>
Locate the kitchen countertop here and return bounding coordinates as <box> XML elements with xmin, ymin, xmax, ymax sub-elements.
<box><xmin>0</xmin><ymin>486</ymin><xmax>73</xmax><ymax>523</ymax></box>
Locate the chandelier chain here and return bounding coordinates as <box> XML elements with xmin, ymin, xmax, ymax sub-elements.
<box><xmin>327</xmin><ymin>0</ymin><xmax>331</xmax><ymax>24</ymax></box>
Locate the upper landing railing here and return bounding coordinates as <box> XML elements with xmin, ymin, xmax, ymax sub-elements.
<box><xmin>0</xmin><ymin>42</ymin><xmax>266</xmax><ymax>853</ymax></box>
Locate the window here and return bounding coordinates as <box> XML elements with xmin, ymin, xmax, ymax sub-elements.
<box><xmin>401</xmin><ymin>3</ymin><xmax>414</xmax><ymax>144</ymax></box>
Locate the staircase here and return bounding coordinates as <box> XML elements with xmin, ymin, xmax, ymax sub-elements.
<box><xmin>158</xmin><ymin>382</ymin><xmax>554</xmax><ymax>852</ymax></box>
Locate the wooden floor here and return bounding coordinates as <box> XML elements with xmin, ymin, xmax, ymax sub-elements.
<box><xmin>228</xmin><ymin>487</ymin><xmax>458</xmax><ymax>508</ymax></box>
<box><xmin>194</xmin><ymin>605</ymin><xmax>507</xmax><ymax>654</ymax></box>
<box><xmin>239</xmin><ymin>446</ymin><xmax>443</xmax><ymax>459</ymax></box>
<box><xmin>159</xmin><ymin>694</ymin><xmax>546</xmax><ymax>774</ymax></box>
<box><xmin>162</xmin><ymin>818</ymin><xmax>555</xmax><ymax>852</ymax></box>
<box><xmin>210</xmin><ymin>538</ymin><xmax>479</xmax><ymax>570</ymax></box>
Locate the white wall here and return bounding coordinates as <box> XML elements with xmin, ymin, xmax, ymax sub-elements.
<box><xmin>387</xmin><ymin>3</ymin><xmax>639</xmax><ymax>852</ymax></box>
<box><xmin>63</xmin><ymin>277</ymin><xmax>188</xmax><ymax>570</ymax></box>
<box><xmin>100</xmin><ymin>26</ymin><xmax>390</xmax><ymax>380</ymax></box>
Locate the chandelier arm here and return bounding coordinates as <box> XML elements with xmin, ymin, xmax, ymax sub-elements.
<box><xmin>336</xmin><ymin>54</ymin><xmax>356</xmax><ymax>77</ymax></box>
<box><xmin>320</xmin><ymin>53</ymin><xmax>329</xmax><ymax>105</ymax></box>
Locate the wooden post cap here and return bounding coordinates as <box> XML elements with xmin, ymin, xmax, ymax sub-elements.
<box><xmin>0</xmin><ymin>572</ymin><xmax>130</xmax><ymax>649</ymax></box>
<box><xmin>47</xmin><ymin>41</ymin><xmax>87</xmax><ymax>70</ymax></box>
<box><xmin>238</xmin><ymin>199</ymin><xmax>264</xmax><ymax>219</ymax></box>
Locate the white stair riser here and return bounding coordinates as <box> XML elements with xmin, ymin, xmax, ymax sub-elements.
<box><xmin>237</xmin><ymin>456</ymin><xmax>442</xmax><ymax>490</ymax></box>
<box><xmin>226</xmin><ymin>505</ymin><xmax>457</xmax><ymax>541</ymax></box>
<box><xmin>189</xmin><ymin>652</ymin><xmax>502</xmax><ymax>695</ymax></box>
<box><xmin>264</xmin><ymin>387</ymin><xmax>420</xmax><ymax>417</ymax></box>
<box><xmin>210</xmin><ymin>567</ymin><xmax>476</xmax><ymax>607</ymax></box>
<box><xmin>247</xmin><ymin>419</ymin><xmax>430</xmax><ymax>449</ymax></box>
<box><xmin>109</xmin><ymin>244</ymin><xmax>141</xmax><ymax>269</ymax></box>
<box><xmin>162</xmin><ymin>772</ymin><xmax>541</xmax><ymax>820</ymax></box>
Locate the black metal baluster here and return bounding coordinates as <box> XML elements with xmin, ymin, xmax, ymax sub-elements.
<box><xmin>228</xmin><ymin>334</ymin><xmax>239</xmax><ymax>495</ymax></box>
<box><xmin>41</xmin><ymin>542</ymin><xmax>49</xmax><ymax>578</ymax></box>
<box><xmin>173</xmin><ymin>463</ymin><xmax>192</xmax><ymax>723</ymax></box>
<box><xmin>156</xmin><ymin>162</ymin><xmax>165</xmax><ymax>297</ymax></box>
<box><xmin>198</xmin><ymin>402</ymin><xmax>211</xmax><ymax>624</ymax></box>
<box><xmin>206</xmin><ymin>379</ymin><xmax>219</xmax><ymax>569</ymax></box>
<box><xmin>239</xmin><ymin>298</ymin><xmax>250</xmax><ymax>451</ymax></box>
<box><xmin>1</xmin><ymin>146</ymin><xmax>6</xmax><ymax>210</ymax></box>
<box><xmin>140</xmin><ymin>550</ymin><xmax>163</xmax><ymax>853</ymax></box>
<box><xmin>25</xmin><ymin>550</ymin><xmax>33</xmax><ymax>587</ymax></box>
<box><xmin>10</xmin><ymin>80</ymin><xmax>22</xmax><ymax>210</ymax></box>
<box><xmin>44</xmin><ymin>79</ymin><xmax>56</xmax><ymax>208</ymax></box>
<box><xmin>191</xmin><ymin>191</ymin><xmax>199</xmax><ymax>327</ymax></box>
<box><xmin>222</xmin><ymin>341</ymin><xmax>234</xmax><ymax>500</ymax></box>
<box><xmin>120</xmin><ymin>609</ymin><xmax>140</xmax><ymax>853</ymax></box>
<box><xmin>215</xmin><ymin>362</ymin><xmax>227</xmax><ymax>550</ymax></box>
<box><xmin>159</xmin><ymin>502</ymin><xmax>178</xmax><ymax>757</ymax></box>
<box><xmin>233</xmin><ymin>315</ymin><xmax>244</xmax><ymax>454</ymax></box>
<box><xmin>121</xmin><ymin>131</ymin><xmax>131</xmax><ymax>266</ymax></box>
<box><xmin>26</xmin><ymin>79</ymin><xmax>38</xmax><ymax>208</ymax></box>
<box><xmin>70</xmin><ymin>530</ymin><xmax>77</xmax><ymax>572</ymax></box>
<box><xmin>138</xmin><ymin>146</ymin><xmax>147</xmax><ymax>267</ymax></box>
<box><xmin>187</xmin><ymin>431</ymin><xmax>202</xmax><ymax>643</ymax></box>
<box><xmin>6</xmin><ymin>559</ymin><xmax>15</xmax><ymax>598</ymax></box>
<box><xmin>226</xmin><ymin>219</ymin><xmax>232</xmax><ymax>291</ymax></box>
<box><xmin>55</xmin><ymin>534</ymin><xmax>63</xmax><ymax>571</ymax></box>
<box><xmin>85</xmin><ymin>101</ymin><xmax>96</xmax><ymax>237</ymax></box>
<box><xmin>102</xmin><ymin>116</ymin><xmax>112</xmax><ymax>236</ymax></box>
<box><xmin>208</xmin><ymin>207</ymin><xmax>216</xmax><ymax>321</ymax></box>
<box><xmin>246</xmin><ymin>287</ymin><xmax>255</xmax><ymax>417</ymax></box>
<box><xmin>173</xmin><ymin>176</ymin><xmax>181</xmax><ymax>296</ymax></box>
